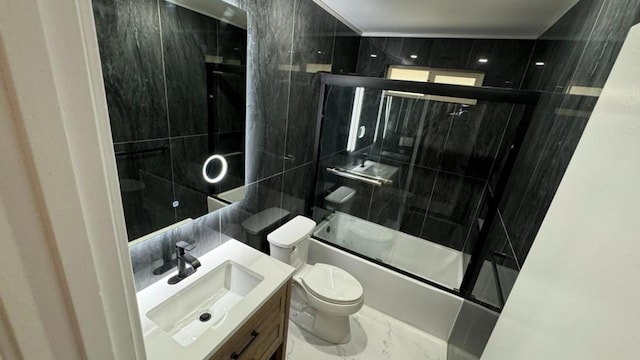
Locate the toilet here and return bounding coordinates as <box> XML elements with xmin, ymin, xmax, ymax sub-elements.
<box><xmin>267</xmin><ymin>215</ymin><xmax>364</xmax><ymax>344</ymax></box>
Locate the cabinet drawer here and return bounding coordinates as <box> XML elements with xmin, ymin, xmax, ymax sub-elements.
<box><xmin>209</xmin><ymin>281</ymin><xmax>290</xmax><ymax>360</ymax></box>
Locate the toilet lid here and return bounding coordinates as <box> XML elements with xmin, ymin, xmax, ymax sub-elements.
<box><xmin>301</xmin><ymin>263</ymin><xmax>363</xmax><ymax>304</ymax></box>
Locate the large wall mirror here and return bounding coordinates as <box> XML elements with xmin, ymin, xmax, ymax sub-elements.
<box><xmin>98</xmin><ymin>0</ymin><xmax>247</xmax><ymax>242</ymax></box>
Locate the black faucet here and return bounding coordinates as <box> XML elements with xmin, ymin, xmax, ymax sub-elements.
<box><xmin>359</xmin><ymin>153</ymin><xmax>368</xmax><ymax>167</ymax></box>
<box><xmin>168</xmin><ymin>241</ymin><xmax>201</xmax><ymax>285</ymax></box>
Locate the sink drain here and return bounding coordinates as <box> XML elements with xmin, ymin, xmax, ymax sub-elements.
<box><xmin>199</xmin><ymin>312</ymin><xmax>212</xmax><ymax>322</ymax></box>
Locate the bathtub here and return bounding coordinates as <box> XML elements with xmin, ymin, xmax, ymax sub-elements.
<box><xmin>313</xmin><ymin>211</ymin><xmax>465</xmax><ymax>290</ymax></box>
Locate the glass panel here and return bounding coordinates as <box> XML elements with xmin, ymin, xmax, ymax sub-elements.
<box><xmin>313</xmin><ymin>84</ymin><xmax>527</xmax><ymax>291</ymax></box>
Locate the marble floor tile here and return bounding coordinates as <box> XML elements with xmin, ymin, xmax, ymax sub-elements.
<box><xmin>286</xmin><ymin>305</ymin><xmax>447</xmax><ymax>360</ymax></box>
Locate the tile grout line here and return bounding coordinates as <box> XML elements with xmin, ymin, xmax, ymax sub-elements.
<box><xmin>155</xmin><ymin>0</ymin><xmax>178</xmax><ymax>222</ymax></box>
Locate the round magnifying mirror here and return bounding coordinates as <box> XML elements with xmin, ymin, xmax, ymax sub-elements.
<box><xmin>202</xmin><ymin>154</ymin><xmax>228</xmax><ymax>183</ymax></box>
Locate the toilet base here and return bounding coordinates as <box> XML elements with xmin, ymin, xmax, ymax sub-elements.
<box><xmin>290</xmin><ymin>303</ymin><xmax>352</xmax><ymax>344</ymax></box>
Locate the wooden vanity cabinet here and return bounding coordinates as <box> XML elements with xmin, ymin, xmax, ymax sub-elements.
<box><xmin>209</xmin><ymin>280</ymin><xmax>292</xmax><ymax>360</ymax></box>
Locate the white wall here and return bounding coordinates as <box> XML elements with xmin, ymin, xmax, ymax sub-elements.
<box><xmin>482</xmin><ymin>25</ymin><xmax>640</xmax><ymax>359</ymax></box>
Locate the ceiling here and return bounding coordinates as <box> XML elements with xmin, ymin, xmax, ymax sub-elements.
<box><xmin>315</xmin><ymin>0</ymin><xmax>579</xmax><ymax>39</ymax></box>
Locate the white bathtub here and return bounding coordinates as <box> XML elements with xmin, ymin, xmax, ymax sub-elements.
<box><xmin>314</xmin><ymin>211</ymin><xmax>465</xmax><ymax>290</ymax></box>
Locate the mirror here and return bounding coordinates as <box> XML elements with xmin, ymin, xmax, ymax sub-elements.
<box><xmin>96</xmin><ymin>0</ymin><xmax>247</xmax><ymax>241</ymax></box>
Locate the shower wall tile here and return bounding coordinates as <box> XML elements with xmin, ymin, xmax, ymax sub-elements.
<box><xmin>440</xmin><ymin>101</ymin><xmax>516</xmax><ymax>179</ymax></box>
<box><xmin>423</xmin><ymin>173</ymin><xmax>485</xmax><ymax>250</ymax></box>
<box><xmin>414</xmin><ymin>102</ymin><xmax>456</xmax><ymax>170</ymax></box>
<box><xmin>92</xmin><ymin>0</ymin><xmax>168</xmax><ymax>143</ymax></box>
<box><xmin>160</xmin><ymin>2</ymin><xmax>217</xmax><ymax>137</ymax></box>
<box><xmin>497</xmin><ymin>0</ymin><xmax>640</xmax><ymax>267</ymax></box>
<box><xmin>398</xmin><ymin>166</ymin><xmax>437</xmax><ymax>237</ymax></box>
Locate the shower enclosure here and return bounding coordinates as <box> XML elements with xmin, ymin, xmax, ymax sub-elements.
<box><xmin>308</xmin><ymin>74</ymin><xmax>539</xmax><ymax>311</ymax></box>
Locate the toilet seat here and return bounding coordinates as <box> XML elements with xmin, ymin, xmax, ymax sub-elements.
<box><xmin>301</xmin><ymin>263</ymin><xmax>363</xmax><ymax>305</ymax></box>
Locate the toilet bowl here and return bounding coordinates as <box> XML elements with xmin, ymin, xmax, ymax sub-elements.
<box><xmin>268</xmin><ymin>216</ymin><xmax>364</xmax><ymax>344</ymax></box>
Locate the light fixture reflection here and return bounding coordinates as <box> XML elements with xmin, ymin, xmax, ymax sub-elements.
<box><xmin>410</xmin><ymin>54</ymin><xmax>418</xmax><ymax>59</ymax></box>
<box><xmin>535</xmin><ymin>61</ymin><xmax>545</xmax><ymax>66</ymax></box>
<box><xmin>202</xmin><ymin>155</ymin><xmax>228</xmax><ymax>184</ymax></box>
<box><xmin>478</xmin><ymin>58</ymin><xmax>489</xmax><ymax>63</ymax></box>
<box><xmin>370</xmin><ymin>54</ymin><xmax>378</xmax><ymax>58</ymax></box>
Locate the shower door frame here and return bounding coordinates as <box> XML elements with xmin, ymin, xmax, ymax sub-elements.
<box><xmin>307</xmin><ymin>73</ymin><xmax>541</xmax><ymax>311</ymax></box>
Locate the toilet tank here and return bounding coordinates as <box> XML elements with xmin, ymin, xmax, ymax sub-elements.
<box><xmin>267</xmin><ymin>216</ymin><xmax>316</xmax><ymax>270</ymax></box>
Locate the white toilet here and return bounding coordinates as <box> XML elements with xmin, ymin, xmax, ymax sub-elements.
<box><xmin>267</xmin><ymin>215</ymin><xmax>364</xmax><ymax>344</ymax></box>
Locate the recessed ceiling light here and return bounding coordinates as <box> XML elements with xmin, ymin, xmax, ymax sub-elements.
<box><xmin>370</xmin><ymin>54</ymin><xmax>378</xmax><ymax>58</ymax></box>
<box><xmin>535</xmin><ymin>61</ymin><xmax>545</xmax><ymax>66</ymax></box>
<box><xmin>478</xmin><ymin>58</ymin><xmax>489</xmax><ymax>63</ymax></box>
<box><xmin>410</xmin><ymin>54</ymin><xmax>418</xmax><ymax>59</ymax></box>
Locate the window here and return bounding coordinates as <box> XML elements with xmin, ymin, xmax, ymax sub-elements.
<box><xmin>386</xmin><ymin>65</ymin><xmax>485</xmax><ymax>105</ymax></box>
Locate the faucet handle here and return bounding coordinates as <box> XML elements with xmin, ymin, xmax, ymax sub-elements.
<box><xmin>176</xmin><ymin>241</ymin><xmax>195</xmax><ymax>252</ymax></box>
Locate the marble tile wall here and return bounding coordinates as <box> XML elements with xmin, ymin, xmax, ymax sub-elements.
<box><xmin>93</xmin><ymin>0</ymin><xmax>248</xmax><ymax>241</ymax></box>
<box><xmin>491</xmin><ymin>0</ymin><xmax>640</xmax><ymax>271</ymax></box>
<box><xmin>93</xmin><ymin>0</ymin><xmax>360</xmax><ymax>290</ymax></box>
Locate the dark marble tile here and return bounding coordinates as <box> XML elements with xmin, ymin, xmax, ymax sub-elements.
<box><xmin>285</xmin><ymin>72</ymin><xmax>323</xmax><ymax>169</ymax></box>
<box><xmin>160</xmin><ymin>2</ymin><xmax>218</xmax><ymax>137</ymax></box>
<box><xmin>210</xmin><ymin>68</ymin><xmax>246</xmax><ymax>137</ymax></box>
<box><xmin>174</xmin><ymin>181</ymin><xmax>208</xmax><ymax>221</ymax></box>
<box><xmin>569</xmin><ymin>0</ymin><xmax>640</xmax><ymax>89</ymax></box>
<box><xmin>355</xmin><ymin>37</ymin><xmax>394</xmax><ymax>77</ymax></box>
<box><xmin>242</xmin><ymin>174</ymin><xmax>284</xmax><ymax>215</ymax></box>
<box><xmin>426</xmin><ymin>39</ymin><xmax>474</xmax><ymax>69</ymax></box>
<box><xmin>218</xmin><ymin>202</ymin><xmax>251</xmax><ymax>244</ymax></box>
<box><xmin>440</xmin><ymin>101</ymin><xmax>516</xmax><ymax>180</ymax></box>
<box><xmin>398</xmin><ymin>166</ymin><xmax>437</xmax><ymax>236</ymax></box>
<box><xmin>114</xmin><ymin>140</ymin><xmax>175</xmax><ymax>240</ymax></box>
<box><xmin>129</xmin><ymin>213</ymin><xmax>222</xmax><ymax>290</ymax></box>
<box><xmin>370</xmin><ymin>96</ymin><xmax>427</xmax><ymax>164</ymax></box>
<box><xmin>170</xmin><ymin>135</ymin><xmax>212</xmax><ymax>197</ymax></box>
<box><xmin>92</xmin><ymin>0</ymin><xmax>168</xmax><ymax>143</ymax></box>
<box><xmin>331</xmin><ymin>22</ymin><xmax>360</xmax><ymax>74</ymax></box>
<box><xmin>243</xmin><ymin>0</ymin><xmax>296</xmax><ymax>183</ymax></box>
<box><xmin>465</xmin><ymin>39</ymin><xmax>535</xmax><ymax>88</ymax></box>
<box><xmin>495</xmin><ymin>0</ymin><xmax>640</xmax><ymax>267</ymax></box>
<box><xmin>285</xmin><ymin>0</ymin><xmax>338</xmax><ymax>170</ymax></box>
<box><xmin>320</xmin><ymin>85</ymin><xmax>356</xmax><ymax>157</ymax></box>
<box><xmin>217</xmin><ymin>22</ymin><xmax>247</xmax><ymax>65</ymax></box>
<box><xmin>414</xmin><ymin>101</ymin><xmax>457</xmax><ymax>169</ymax></box>
<box><xmin>282</xmin><ymin>162</ymin><xmax>314</xmax><ymax>216</ymax></box>
<box><xmin>422</xmin><ymin>173</ymin><xmax>485</xmax><ymax>250</ymax></box>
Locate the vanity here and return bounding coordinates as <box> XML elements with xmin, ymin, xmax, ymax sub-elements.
<box><xmin>137</xmin><ymin>240</ymin><xmax>295</xmax><ymax>360</ymax></box>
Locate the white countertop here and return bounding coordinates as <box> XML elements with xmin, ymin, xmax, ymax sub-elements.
<box><xmin>137</xmin><ymin>239</ymin><xmax>295</xmax><ymax>360</ymax></box>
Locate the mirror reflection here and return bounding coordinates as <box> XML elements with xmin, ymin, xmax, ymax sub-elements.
<box><xmin>96</xmin><ymin>0</ymin><xmax>247</xmax><ymax>241</ymax></box>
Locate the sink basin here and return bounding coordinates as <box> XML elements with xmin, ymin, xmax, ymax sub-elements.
<box><xmin>137</xmin><ymin>239</ymin><xmax>295</xmax><ymax>359</ymax></box>
<box><xmin>146</xmin><ymin>260</ymin><xmax>263</xmax><ymax>346</ymax></box>
<box><xmin>350</xmin><ymin>160</ymin><xmax>398</xmax><ymax>180</ymax></box>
